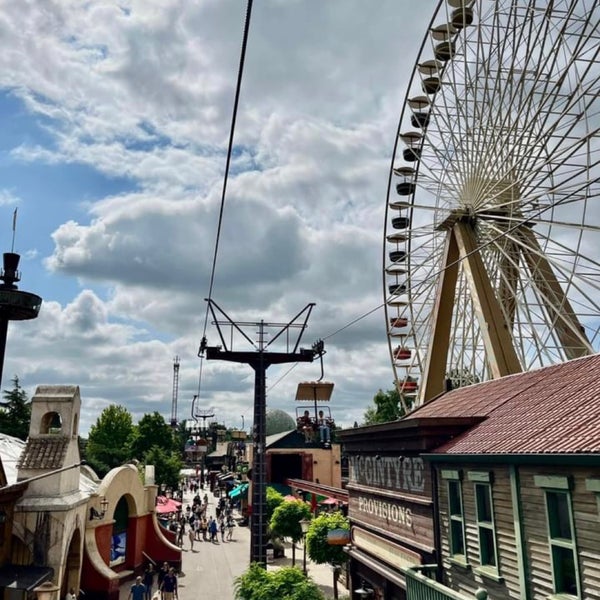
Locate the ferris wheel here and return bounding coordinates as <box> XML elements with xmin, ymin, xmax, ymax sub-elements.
<box><xmin>383</xmin><ymin>0</ymin><xmax>600</xmax><ymax>410</ymax></box>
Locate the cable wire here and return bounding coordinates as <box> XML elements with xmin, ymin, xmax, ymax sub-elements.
<box><xmin>196</xmin><ymin>0</ymin><xmax>254</xmax><ymax>400</ymax></box>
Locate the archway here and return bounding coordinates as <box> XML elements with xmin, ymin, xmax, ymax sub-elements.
<box><xmin>63</xmin><ymin>528</ymin><xmax>82</xmax><ymax>596</ymax></box>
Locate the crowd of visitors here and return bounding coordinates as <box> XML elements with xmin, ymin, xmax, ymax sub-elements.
<box><xmin>166</xmin><ymin>491</ymin><xmax>236</xmax><ymax>549</ymax></box>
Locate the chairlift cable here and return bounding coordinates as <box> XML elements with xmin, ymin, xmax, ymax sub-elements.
<box><xmin>195</xmin><ymin>0</ymin><xmax>254</xmax><ymax>401</ymax></box>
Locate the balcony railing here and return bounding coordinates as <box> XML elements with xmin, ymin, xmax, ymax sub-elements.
<box><xmin>405</xmin><ymin>566</ymin><xmax>488</xmax><ymax>600</ymax></box>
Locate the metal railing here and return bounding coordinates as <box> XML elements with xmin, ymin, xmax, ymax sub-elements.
<box><xmin>405</xmin><ymin>566</ymin><xmax>488</xmax><ymax>600</ymax></box>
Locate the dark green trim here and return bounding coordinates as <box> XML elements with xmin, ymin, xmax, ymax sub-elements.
<box><xmin>585</xmin><ymin>478</ymin><xmax>600</xmax><ymax>493</ymax></box>
<box><xmin>468</xmin><ymin>471</ymin><xmax>491</xmax><ymax>483</ymax></box>
<box><xmin>534</xmin><ymin>475</ymin><xmax>572</xmax><ymax>490</ymax></box>
<box><xmin>510</xmin><ymin>465</ymin><xmax>530</xmax><ymax>600</ymax></box>
<box><xmin>425</xmin><ymin>453</ymin><xmax>600</xmax><ymax>467</ymax></box>
<box><xmin>441</xmin><ymin>469</ymin><xmax>461</xmax><ymax>480</ymax></box>
<box><xmin>473</xmin><ymin>566</ymin><xmax>504</xmax><ymax>583</ymax></box>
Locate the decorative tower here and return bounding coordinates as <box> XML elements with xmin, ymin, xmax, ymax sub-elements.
<box><xmin>0</xmin><ymin>251</ymin><xmax>42</xmax><ymax>388</ymax></box>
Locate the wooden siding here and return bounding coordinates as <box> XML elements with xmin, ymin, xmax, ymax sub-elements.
<box><xmin>438</xmin><ymin>464</ymin><xmax>520</xmax><ymax>598</ymax></box>
<box><xmin>520</xmin><ymin>466</ymin><xmax>600</xmax><ymax>600</ymax></box>
<box><xmin>437</xmin><ymin>463</ymin><xmax>600</xmax><ymax>600</ymax></box>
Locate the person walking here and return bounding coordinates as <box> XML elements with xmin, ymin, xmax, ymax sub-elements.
<box><xmin>128</xmin><ymin>577</ymin><xmax>146</xmax><ymax>600</ymax></box>
<box><xmin>226</xmin><ymin>515</ymin><xmax>235</xmax><ymax>541</ymax></box>
<box><xmin>219</xmin><ymin>516</ymin><xmax>226</xmax><ymax>542</ymax></box>
<box><xmin>157</xmin><ymin>562</ymin><xmax>169</xmax><ymax>594</ymax></box>
<box><xmin>208</xmin><ymin>516</ymin><xmax>218</xmax><ymax>543</ymax></box>
<box><xmin>142</xmin><ymin>565</ymin><xmax>154</xmax><ymax>600</ymax></box>
<box><xmin>160</xmin><ymin>568</ymin><xmax>178</xmax><ymax>600</ymax></box>
<box><xmin>188</xmin><ymin>526</ymin><xmax>195</xmax><ymax>551</ymax></box>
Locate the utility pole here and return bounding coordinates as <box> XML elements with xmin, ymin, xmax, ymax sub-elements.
<box><xmin>199</xmin><ymin>299</ymin><xmax>320</xmax><ymax>567</ymax></box>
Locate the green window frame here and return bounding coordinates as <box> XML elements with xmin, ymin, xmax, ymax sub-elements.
<box><xmin>474</xmin><ymin>483</ymin><xmax>498</xmax><ymax>570</ymax></box>
<box><xmin>544</xmin><ymin>490</ymin><xmax>580</xmax><ymax>597</ymax></box>
<box><xmin>447</xmin><ymin>479</ymin><xmax>466</xmax><ymax>560</ymax></box>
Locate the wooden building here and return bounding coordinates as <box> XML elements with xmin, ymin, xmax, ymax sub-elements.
<box><xmin>340</xmin><ymin>354</ymin><xmax>600</xmax><ymax>600</ymax></box>
<box><xmin>339</xmin><ymin>418</ymin><xmax>471</xmax><ymax>599</ymax></box>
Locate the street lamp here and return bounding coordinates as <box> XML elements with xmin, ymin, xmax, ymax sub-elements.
<box><xmin>34</xmin><ymin>581</ymin><xmax>60</xmax><ymax>600</ymax></box>
<box><xmin>355</xmin><ymin>582</ymin><xmax>374</xmax><ymax>598</ymax></box>
<box><xmin>299</xmin><ymin>517</ymin><xmax>311</xmax><ymax>575</ymax></box>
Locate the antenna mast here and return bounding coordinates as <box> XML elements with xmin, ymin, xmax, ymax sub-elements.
<box><xmin>170</xmin><ymin>356</ymin><xmax>180</xmax><ymax>428</ymax></box>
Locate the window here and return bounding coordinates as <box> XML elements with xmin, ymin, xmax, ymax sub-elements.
<box><xmin>475</xmin><ymin>483</ymin><xmax>497</xmax><ymax>569</ymax></box>
<box><xmin>448</xmin><ymin>480</ymin><xmax>466</xmax><ymax>558</ymax></box>
<box><xmin>545</xmin><ymin>490</ymin><xmax>579</xmax><ymax>596</ymax></box>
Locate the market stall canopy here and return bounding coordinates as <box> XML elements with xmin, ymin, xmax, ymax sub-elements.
<box><xmin>320</xmin><ymin>497</ymin><xmax>340</xmax><ymax>505</ymax></box>
<box><xmin>228</xmin><ymin>483</ymin><xmax>249</xmax><ymax>500</ymax></box>
<box><xmin>155</xmin><ymin>496</ymin><xmax>182</xmax><ymax>514</ymax></box>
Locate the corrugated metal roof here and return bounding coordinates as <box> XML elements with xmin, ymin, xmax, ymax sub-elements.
<box><xmin>407</xmin><ymin>354</ymin><xmax>600</xmax><ymax>455</ymax></box>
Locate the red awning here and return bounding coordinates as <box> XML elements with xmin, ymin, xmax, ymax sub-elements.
<box><xmin>155</xmin><ymin>496</ymin><xmax>182</xmax><ymax>514</ymax></box>
<box><xmin>320</xmin><ymin>497</ymin><xmax>339</xmax><ymax>505</ymax></box>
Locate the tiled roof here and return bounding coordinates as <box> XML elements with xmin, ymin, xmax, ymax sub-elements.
<box><xmin>17</xmin><ymin>436</ymin><xmax>69</xmax><ymax>470</ymax></box>
<box><xmin>407</xmin><ymin>354</ymin><xmax>600</xmax><ymax>455</ymax></box>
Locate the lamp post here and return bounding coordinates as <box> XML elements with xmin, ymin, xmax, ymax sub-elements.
<box><xmin>299</xmin><ymin>517</ymin><xmax>311</xmax><ymax>576</ymax></box>
<box><xmin>355</xmin><ymin>582</ymin><xmax>374</xmax><ymax>599</ymax></box>
<box><xmin>34</xmin><ymin>581</ymin><xmax>60</xmax><ymax>600</ymax></box>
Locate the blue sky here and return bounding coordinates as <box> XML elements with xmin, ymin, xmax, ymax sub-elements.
<box><xmin>0</xmin><ymin>0</ymin><xmax>428</xmax><ymax>434</ymax></box>
<box><xmin>3</xmin><ymin>0</ymin><xmax>596</xmax><ymax>437</ymax></box>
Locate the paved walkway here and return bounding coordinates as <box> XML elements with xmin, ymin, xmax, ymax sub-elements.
<box><xmin>121</xmin><ymin>486</ymin><xmax>348</xmax><ymax>600</ymax></box>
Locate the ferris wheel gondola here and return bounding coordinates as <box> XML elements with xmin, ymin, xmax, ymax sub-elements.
<box><xmin>383</xmin><ymin>0</ymin><xmax>600</xmax><ymax>408</ymax></box>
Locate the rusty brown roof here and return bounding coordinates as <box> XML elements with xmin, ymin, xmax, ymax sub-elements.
<box><xmin>17</xmin><ymin>437</ymin><xmax>69</xmax><ymax>470</ymax></box>
<box><xmin>407</xmin><ymin>354</ymin><xmax>600</xmax><ymax>455</ymax></box>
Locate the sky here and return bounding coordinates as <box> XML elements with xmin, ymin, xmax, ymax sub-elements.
<box><xmin>0</xmin><ymin>0</ymin><xmax>435</xmax><ymax>434</ymax></box>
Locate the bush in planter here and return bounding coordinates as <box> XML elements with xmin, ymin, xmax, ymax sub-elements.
<box><xmin>234</xmin><ymin>564</ymin><xmax>325</xmax><ymax>600</ymax></box>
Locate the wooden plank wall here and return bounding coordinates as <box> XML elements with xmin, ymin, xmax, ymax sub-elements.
<box><xmin>437</xmin><ymin>463</ymin><xmax>600</xmax><ymax>600</ymax></box>
<box><xmin>438</xmin><ymin>464</ymin><xmax>520</xmax><ymax>598</ymax></box>
<box><xmin>519</xmin><ymin>466</ymin><xmax>600</xmax><ymax>600</ymax></box>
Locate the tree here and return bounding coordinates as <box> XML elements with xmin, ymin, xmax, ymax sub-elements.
<box><xmin>234</xmin><ymin>563</ymin><xmax>324</xmax><ymax>600</ymax></box>
<box><xmin>306</xmin><ymin>511</ymin><xmax>350</xmax><ymax>599</ymax></box>
<box><xmin>86</xmin><ymin>405</ymin><xmax>134</xmax><ymax>476</ymax></box>
<box><xmin>362</xmin><ymin>387</ymin><xmax>413</xmax><ymax>425</ymax></box>
<box><xmin>143</xmin><ymin>446</ymin><xmax>182</xmax><ymax>490</ymax></box>
<box><xmin>266</xmin><ymin>487</ymin><xmax>285</xmax><ymax>521</ymax></box>
<box><xmin>270</xmin><ymin>499</ymin><xmax>312</xmax><ymax>567</ymax></box>
<box><xmin>0</xmin><ymin>376</ymin><xmax>31</xmax><ymax>440</ymax></box>
<box><xmin>129</xmin><ymin>412</ymin><xmax>175</xmax><ymax>459</ymax></box>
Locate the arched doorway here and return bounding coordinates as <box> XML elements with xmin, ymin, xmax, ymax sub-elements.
<box><xmin>63</xmin><ymin>528</ymin><xmax>81</xmax><ymax>596</ymax></box>
<box><xmin>110</xmin><ymin>497</ymin><xmax>129</xmax><ymax>567</ymax></box>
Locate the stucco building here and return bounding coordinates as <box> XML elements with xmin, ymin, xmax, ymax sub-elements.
<box><xmin>0</xmin><ymin>385</ymin><xmax>180</xmax><ymax>600</ymax></box>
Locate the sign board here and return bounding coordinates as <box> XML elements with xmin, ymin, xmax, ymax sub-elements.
<box><xmin>348</xmin><ymin>489</ymin><xmax>434</xmax><ymax>551</ymax></box>
<box><xmin>327</xmin><ymin>528</ymin><xmax>350</xmax><ymax>546</ymax></box>
<box><xmin>352</xmin><ymin>526</ymin><xmax>421</xmax><ymax>571</ymax></box>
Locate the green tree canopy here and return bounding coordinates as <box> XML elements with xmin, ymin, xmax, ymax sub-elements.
<box><xmin>234</xmin><ymin>563</ymin><xmax>324</xmax><ymax>600</ymax></box>
<box><xmin>270</xmin><ymin>499</ymin><xmax>312</xmax><ymax>544</ymax></box>
<box><xmin>143</xmin><ymin>446</ymin><xmax>182</xmax><ymax>490</ymax></box>
<box><xmin>0</xmin><ymin>376</ymin><xmax>31</xmax><ymax>440</ymax></box>
<box><xmin>306</xmin><ymin>511</ymin><xmax>350</xmax><ymax>566</ymax></box>
<box><xmin>266</xmin><ymin>486</ymin><xmax>285</xmax><ymax>521</ymax></box>
<box><xmin>129</xmin><ymin>411</ymin><xmax>175</xmax><ymax>459</ymax></box>
<box><xmin>86</xmin><ymin>405</ymin><xmax>134</xmax><ymax>476</ymax></box>
<box><xmin>270</xmin><ymin>499</ymin><xmax>312</xmax><ymax>567</ymax></box>
<box><xmin>362</xmin><ymin>387</ymin><xmax>412</xmax><ymax>425</ymax></box>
